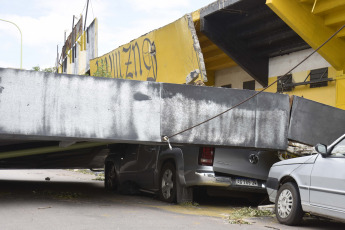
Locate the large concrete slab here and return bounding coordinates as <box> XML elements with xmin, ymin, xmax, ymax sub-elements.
<box><xmin>0</xmin><ymin>68</ymin><xmax>290</xmax><ymax>150</ymax></box>
<box><xmin>288</xmin><ymin>96</ymin><xmax>345</xmax><ymax>146</ymax></box>
<box><xmin>161</xmin><ymin>84</ymin><xmax>290</xmax><ymax>149</ymax></box>
<box><xmin>0</xmin><ymin>68</ymin><xmax>161</xmax><ymax>143</ymax></box>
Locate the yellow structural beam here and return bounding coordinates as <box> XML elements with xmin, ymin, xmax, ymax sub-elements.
<box><xmin>324</xmin><ymin>9</ymin><xmax>345</xmax><ymax>27</ymax></box>
<box><xmin>311</xmin><ymin>0</ymin><xmax>345</xmax><ymax>15</ymax></box>
<box><xmin>267</xmin><ymin>0</ymin><xmax>345</xmax><ymax>71</ymax></box>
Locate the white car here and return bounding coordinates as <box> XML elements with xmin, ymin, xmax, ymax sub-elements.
<box><xmin>266</xmin><ymin>134</ymin><xmax>345</xmax><ymax>225</ymax></box>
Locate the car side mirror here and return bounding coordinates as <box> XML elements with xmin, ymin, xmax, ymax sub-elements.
<box><xmin>315</xmin><ymin>143</ymin><xmax>329</xmax><ymax>157</ymax></box>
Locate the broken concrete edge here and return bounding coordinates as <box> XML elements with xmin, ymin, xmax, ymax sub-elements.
<box><xmin>186</xmin><ymin>13</ymin><xmax>208</xmax><ymax>82</ymax></box>
<box><xmin>200</xmin><ymin>0</ymin><xmax>241</xmax><ymax>18</ymax></box>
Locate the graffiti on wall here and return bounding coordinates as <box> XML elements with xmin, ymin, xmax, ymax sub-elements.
<box><xmin>94</xmin><ymin>37</ymin><xmax>157</xmax><ymax>81</ymax></box>
<box><xmin>90</xmin><ymin>15</ymin><xmax>207</xmax><ymax>84</ymax></box>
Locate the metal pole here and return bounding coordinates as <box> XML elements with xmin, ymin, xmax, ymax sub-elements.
<box><xmin>0</xmin><ymin>19</ymin><xmax>22</xmax><ymax>69</ymax></box>
<box><xmin>84</xmin><ymin>0</ymin><xmax>89</xmax><ymax>31</ymax></box>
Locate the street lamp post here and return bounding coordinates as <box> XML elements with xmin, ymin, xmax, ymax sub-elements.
<box><xmin>0</xmin><ymin>19</ymin><xmax>22</xmax><ymax>69</ymax></box>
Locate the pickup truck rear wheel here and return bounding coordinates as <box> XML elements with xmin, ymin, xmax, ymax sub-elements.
<box><xmin>275</xmin><ymin>182</ymin><xmax>304</xmax><ymax>225</ymax></box>
<box><xmin>159</xmin><ymin>163</ymin><xmax>177</xmax><ymax>203</ymax></box>
<box><xmin>105</xmin><ymin>162</ymin><xmax>118</xmax><ymax>191</ymax></box>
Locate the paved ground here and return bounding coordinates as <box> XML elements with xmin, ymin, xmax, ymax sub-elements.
<box><xmin>0</xmin><ymin>169</ymin><xmax>344</xmax><ymax>230</ymax></box>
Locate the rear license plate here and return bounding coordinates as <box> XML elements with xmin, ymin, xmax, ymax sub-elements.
<box><xmin>235</xmin><ymin>178</ymin><xmax>258</xmax><ymax>186</ymax></box>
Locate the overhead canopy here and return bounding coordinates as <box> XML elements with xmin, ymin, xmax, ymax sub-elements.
<box><xmin>266</xmin><ymin>0</ymin><xmax>345</xmax><ymax>72</ymax></box>
<box><xmin>199</xmin><ymin>0</ymin><xmax>310</xmax><ymax>87</ymax></box>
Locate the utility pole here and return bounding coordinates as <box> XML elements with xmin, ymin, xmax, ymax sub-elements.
<box><xmin>84</xmin><ymin>0</ymin><xmax>90</xmax><ymax>31</ymax></box>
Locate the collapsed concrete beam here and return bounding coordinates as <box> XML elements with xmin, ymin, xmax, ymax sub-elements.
<box><xmin>288</xmin><ymin>96</ymin><xmax>345</xmax><ymax>146</ymax></box>
<box><xmin>0</xmin><ymin>68</ymin><xmax>290</xmax><ymax>150</ymax></box>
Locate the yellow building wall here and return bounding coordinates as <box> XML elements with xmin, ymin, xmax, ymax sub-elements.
<box><xmin>263</xmin><ymin>67</ymin><xmax>344</xmax><ymax>108</ymax></box>
<box><xmin>90</xmin><ymin>15</ymin><xmax>205</xmax><ymax>84</ymax></box>
<box><xmin>336</xmin><ymin>76</ymin><xmax>345</xmax><ymax>110</ymax></box>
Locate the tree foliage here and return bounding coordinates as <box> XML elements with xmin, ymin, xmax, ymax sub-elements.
<box><xmin>93</xmin><ymin>60</ymin><xmax>112</xmax><ymax>78</ymax></box>
<box><xmin>32</xmin><ymin>66</ymin><xmax>57</xmax><ymax>73</ymax></box>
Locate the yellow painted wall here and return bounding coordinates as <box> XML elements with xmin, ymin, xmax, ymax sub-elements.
<box><xmin>214</xmin><ymin>66</ymin><xmax>263</xmax><ymax>89</ymax></box>
<box><xmin>263</xmin><ymin>67</ymin><xmax>343</xmax><ymax>108</ymax></box>
<box><xmin>336</xmin><ymin>76</ymin><xmax>345</xmax><ymax>110</ymax></box>
<box><xmin>90</xmin><ymin>15</ymin><xmax>205</xmax><ymax>84</ymax></box>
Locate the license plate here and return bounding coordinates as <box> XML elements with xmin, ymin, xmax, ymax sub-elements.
<box><xmin>235</xmin><ymin>178</ymin><xmax>258</xmax><ymax>186</ymax></box>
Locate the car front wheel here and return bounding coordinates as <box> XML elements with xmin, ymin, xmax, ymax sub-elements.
<box><xmin>159</xmin><ymin>162</ymin><xmax>177</xmax><ymax>203</ymax></box>
<box><xmin>275</xmin><ymin>182</ymin><xmax>304</xmax><ymax>225</ymax></box>
<box><xmin>105</xmin><ymin>162</ymin><xmax>118</xmax><ymax>191</ymax></box>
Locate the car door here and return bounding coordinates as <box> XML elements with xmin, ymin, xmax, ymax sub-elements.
<box><xmin>135</xmin><ymin>145</ymin><xmax>158</xmax><ymax>189</ymax></box>
<box><xmin>119</xmin><ymin>144</ymin><xmax>140</xmax><ymax>182</ymax></box>
<box><xmin>309</xmin><ymin>138</ymin><xmax>345</xmax><ymax>211</ymax></box>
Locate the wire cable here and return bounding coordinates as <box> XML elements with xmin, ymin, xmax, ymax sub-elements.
<box><xmin>164</xmin><ymin>24</ymin><xmax>345</xmax><ymax>141</ymax></box>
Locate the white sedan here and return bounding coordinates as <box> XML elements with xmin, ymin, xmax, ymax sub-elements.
<box><xmin>266</xmin><ymin>134</ymin><xmax>345</xmax><ymax>225</ymax></box>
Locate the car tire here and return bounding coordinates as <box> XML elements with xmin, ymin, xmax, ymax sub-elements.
<box><xmin>159</xmin><ymin>162</ymin><xmax>177</xmax><ymax>203</ymax></box>
<box><xmin>105</xmin><ymin>162</ymin><xmax>118</xmax><ymax>191</ymax></box>
<box><xmin>275</xmin><ymin>182</ymin><xmax>304</xmax><ymax>225</ymax></box>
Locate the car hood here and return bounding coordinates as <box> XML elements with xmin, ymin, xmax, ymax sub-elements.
<box><xmin>272</xmin><ymin>154</ymin><xmax>318</xmax><ymax>166</ymax></box>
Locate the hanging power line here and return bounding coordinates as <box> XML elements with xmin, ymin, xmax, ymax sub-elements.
<box><xmin>164</xmin><ymin>24</ymin><xmax>345</xmax><ymax>142</ymax></box>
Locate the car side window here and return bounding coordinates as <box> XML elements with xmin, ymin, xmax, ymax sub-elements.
<box><xmin>330</xmin><ymin>138</ymin><xmax>345</xmax><ymax>157</ymax></box>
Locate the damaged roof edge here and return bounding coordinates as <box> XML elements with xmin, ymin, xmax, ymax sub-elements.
<box><xmin>200</xmin><ymin>0</ymin><xmax>241</xmax><ymax>18</ymax></box>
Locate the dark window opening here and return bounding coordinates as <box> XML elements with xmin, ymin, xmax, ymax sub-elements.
<box><xmin>87</xmin><ymin>28</ymin><xmax>89</xmax><ymax>43</ymax></box>
<box><xmin>310</xmin><ymin>67</ymin><xmax>328</xmax><ymax>88</ymax></box>
<box><xmin>62</xmin><ymin>58</ymin><xmax>65</xmax><ymax>73</ymax></box>
<box><xmin>277</xmin><ymin>74</ymin><xmax>293</xmax><ymax>92</ymax></box>
<box><xmin>221</xmin><ymin>84</ymin><xmax>232</xmax><ymax>88</ymax></box>
<box><xmin>243</xmin><ymin>80</ymin><xmax>255</xmax><ymax>90</ymax></box>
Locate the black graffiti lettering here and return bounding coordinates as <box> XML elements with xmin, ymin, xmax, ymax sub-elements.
<box><xmin>142</xmin><ymin>38</ymin><xmax>158</xmax><ymax>81</ymax></box>
<box><xmin>115</xmin><ymin>52</ymin><xmax>118</xmax><ymax>78</ymax></box>
<box><xmin>112</xmin><ymin>53</ymin><xmax>115</xmax><ymax>77</ymax></box>
<box><xmin>123</xmin><ymin>45</ymin><xmax>133</xmax><ymax>79</ymax></box>
<box><xmin>132</xmin><ymin>42</ymin><xmax>142</xmax><ymax>77</ymax></box>
<box><xmin>109</xmin><ymin>55</ymin><xmax>112</xmax><ymax>74</ymax></box>
<box><xmin>96</xmin><ymin>37</ymin><xmax>157</xmax><ymax>81</ymax></box>
<box><xmin>104</xmin><ymin>57</ymin><xmax>108</xmax><ymax>73</ymax></box>
<box><xmin>151</xmin><ymin>55</ymin><xmax>157</xmax><ymax>81</ymax></box>
<box><xmin>118</xmin><ymin>50</ymin><xmax>123</xmax><ymax>78</ymax></box>
<box><xmin>142</xmin><ymin>38</ymin><xmax>151</xmax><ymax>72</ymax></box>
<box><xmin>150</xmin><ymin>42</ymin><xmax>157</xmax><ymax>81</ymax></box>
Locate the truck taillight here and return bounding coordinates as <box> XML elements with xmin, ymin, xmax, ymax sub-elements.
<box><xmin>198</xmin><ymin>147</ymin><xmax>215</xmax><ymax>166</ymax></box>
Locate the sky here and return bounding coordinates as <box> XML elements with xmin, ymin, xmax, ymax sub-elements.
<box><xmin>0</xmin><ymin>0</ymin><xmax>215</xmax><ymax>70</ymax></box>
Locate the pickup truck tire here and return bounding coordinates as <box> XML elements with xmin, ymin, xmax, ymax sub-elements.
<box><xmin>105</xmin><ymin>162</ymin><xmax>118</xmax><ymax>191</ymax></box>
<box><xmin>275</xmin><ymin>182</ymin><xmax>304</xmax><ymax>225</ymax></box>
<box><xmin>159</xmin><ymin>162</ymin><xmax>177</xmax><ymax>203</ymax></box>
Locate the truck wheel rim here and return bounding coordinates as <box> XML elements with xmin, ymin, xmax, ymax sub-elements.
<box><xmin>161</xmin><ymin>169</ymin><xmax>173</xmax><ymax>199</ymax></box>
<box><xmin>277</xmin><ymin>189</ymin><xmax>293</xmax><ymax>218</ymax></box>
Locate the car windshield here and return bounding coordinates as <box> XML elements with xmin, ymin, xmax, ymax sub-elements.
<box><xmin>331</xmin><ymin>138</ymin><xmax>345</xmax><ymax>156</ymax></box>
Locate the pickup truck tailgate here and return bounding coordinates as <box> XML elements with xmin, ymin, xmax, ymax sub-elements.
<box><xmin>213</xmin><ymin>148</ymin><xmax>279</xmax><ymax>181</ymax></box>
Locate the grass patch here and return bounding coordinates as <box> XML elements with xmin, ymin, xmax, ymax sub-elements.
<box><xmin>93</xmin><ymin>173</ymin><xmax>105</xmax><ymax>181</ymax></box>
<box><xmin>228</xmin><ymin>207</ymin><xmax>274</xmax><ymax>225</ymax></box>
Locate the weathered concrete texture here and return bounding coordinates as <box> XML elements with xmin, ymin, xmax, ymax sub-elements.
<box><xmin>288</xmin><ymin>96</ymin><xmax>345</xmax><ymax>146</ymax></box>
<box><xmin>0</xmin><ymin>68</ymin><xmax>161</xmax><ymax>143</ymax></box>
<box><xmin>0</xmin><ymin>68</ymin><xmax>290</xmax><ymax>150</ymax></box>
<box><xmin>161</xmin><ymin>84</ymin><xmax>289</xmax><ymax>149</ymax></box>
